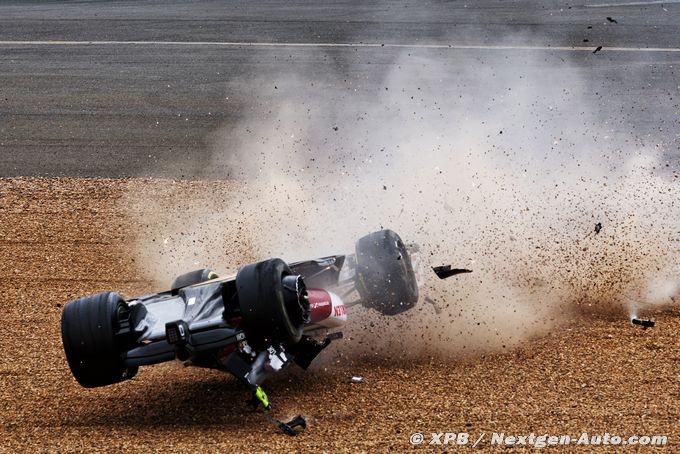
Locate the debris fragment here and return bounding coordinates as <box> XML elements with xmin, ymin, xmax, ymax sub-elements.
<box><xmin>332</xmin><ymin>126</ymin><xmax>338</xmax><ymax>131</ymax></box>
<box><xmin>631</xmin><ymin>318</ymin><xmax>655</xmax><ymax>329</ymax></box>
<box><xmin>432</xmin><ymin>265</ymin><xmax>472</xmax><ymax>280</ymax></box>
<box><xmin>606</xmin><ymin>17</ymin><xmax>618</xmax><ymax>23</ymax></box>
<box><xmin>350</xmin><ymin>376</ymin><xmax>364</xmax><ymax>383</ymax></box>
<box><xmin>424</xmin><ymin>296</ymin><xmax>442</xmax><ymax>315</ymax></box>
<box><xmin>593</xmin><ymin>46</ymin><xmax>603</xmax><ymax>54</ymax></box>
<box><xmin>594</xmin><ymin>222</ymin><xmax>602</xmax><ymax>234</ymax></box>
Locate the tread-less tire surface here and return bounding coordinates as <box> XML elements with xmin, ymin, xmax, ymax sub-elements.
<box><xmin>236</xmin><ymin>258</ymin><xmax>307</xmax><ymax>349</ymax></box>
<box><xmin>61</xmin><ymin>291</ymin><xmax>137</xmax><ymax>388</ymax></box>
<box><xmin>355</xmin><ymin>229</ymin><xmax>419</xmax><ymax>315</ymax></box>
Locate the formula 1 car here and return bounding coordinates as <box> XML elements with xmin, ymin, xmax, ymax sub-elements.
<box><xmin>61</xmin><ymin>229</ymin><xmax>419</xmax><ymax>434</ymax></box>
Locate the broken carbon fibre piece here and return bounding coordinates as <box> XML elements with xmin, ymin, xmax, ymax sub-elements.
<box><xmin>594</xmin><ymin>222</ymin><xmax>602</xmax><ymax>235</ymax></box>
<box><xmin>250</xmin><ymin>385</ymin><xmax>307</xmax><ymax>436</ymax></box>
<box><xmin>263</xmin><ymin>411</ymin><xmax>307</xmax><ymax>436</ymax></box>
<box><xmin>432</xmin><ymin>265</ymin><xmax>472</xmax><ymax>280</ymax></box>
<box><xmin>631</xmin><ymin>318</ymin><xmax>655</xmax><ymax>329</ymax></box>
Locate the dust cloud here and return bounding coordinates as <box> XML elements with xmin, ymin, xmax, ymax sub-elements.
<box><xmin>124</xmin><ymin>48</ymin><xmax>680</xmax><ymax>360</ymax></box>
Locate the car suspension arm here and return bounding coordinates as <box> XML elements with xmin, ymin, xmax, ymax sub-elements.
<box><xmin>250</xmin><ymin>385</ymin><xmax>307</xmax><ymax>436</ymax></box>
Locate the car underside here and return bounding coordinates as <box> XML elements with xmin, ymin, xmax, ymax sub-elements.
<box><xmin>60</xmin><ymin>229</ymin><xmax>420</xmax><ymax>434</ymax></box>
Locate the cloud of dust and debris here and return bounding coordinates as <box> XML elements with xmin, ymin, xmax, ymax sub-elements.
<box><xmin>126</xmin><ymin>48</ymin><xmax>680</xmax><ymax>360</ymax></box>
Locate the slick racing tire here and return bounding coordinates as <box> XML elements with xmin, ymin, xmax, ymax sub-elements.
<box><xmin>170</xmin><ymin>268</ymin><xmax>218</xmax><ymax>292</ymax></box>
<box><xmin>61</xmin><ymin>292</ymin><xmax>138</xmax><ymax>388</ymax></box>
<box><xmin>355</xmin><ymin>229</ymin><xmax>419</xmax><ymax>315</ymax></box>
<box><xmin>236</xmin><ymin>258</ymin><xmax>308</xmax><ymax>350</ymax></box>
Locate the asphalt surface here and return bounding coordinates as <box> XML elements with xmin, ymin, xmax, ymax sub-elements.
<box><xmin>0</xmin><ymin>0</ymin><xmax>678</xmax><ymax>177</ymax></box>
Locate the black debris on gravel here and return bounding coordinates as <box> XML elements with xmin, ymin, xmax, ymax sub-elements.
<box><xmin>631</xmin><ymin>318</ymin><xmax>655</xmax><ymax>328</ymax></box>
<box><xmin>432</xmin><ymin>265</ymin><xmax>473</xmax><ymax>280</ymax></box>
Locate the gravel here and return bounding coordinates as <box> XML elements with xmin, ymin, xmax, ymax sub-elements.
<box><xmin>0</xmin><ymin>177</ymin><xmax>677</xmax><ymax>452</ymax></box>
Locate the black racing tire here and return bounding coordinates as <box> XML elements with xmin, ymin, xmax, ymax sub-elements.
<box><xmin>170</xmin><ymin>268</ymin><xmax>218</xmax><ymax>291</ymax></box>
<box><xmin>236</xmin><ymin>258</ymin><xmax>307</xmax><ymax>350</ymax></box>
<box><xmin>61</xmin><ymin>292</ymin><xmax>137</xmax><ymax>388</ymax></box>
<box><xmin>355</xmin><ymin>229</ymin><xmax>419</xmax><ymax>315</ymax></box>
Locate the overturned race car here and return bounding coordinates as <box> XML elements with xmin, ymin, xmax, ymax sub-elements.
<box><xmin>60</xmin><ymin>229</ymin><xmax>419</xmax><ymax>435</ymax></box>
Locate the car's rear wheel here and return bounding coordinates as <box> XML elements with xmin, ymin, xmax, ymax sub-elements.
<box><xmin>236</xmin><ymin>258</ymin><xmax>309</xmax><ymax>350</ymax></box>
<box><xmin>355</xmin><ymin>229</ymin><xmax>419</xmax><ymax>315</ymax></box>
<box><xmin>61</xmin><ymin>292</ymin><xmax>137</xmax><ymax>388</ymax></box>
<box><xmin>170</xmin><ymin>268</ymin><xmax>218</xmax><ymax>291</ymax></box>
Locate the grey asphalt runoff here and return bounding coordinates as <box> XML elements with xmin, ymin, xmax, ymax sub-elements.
<box><xmin>0</xmin><ymin>0</ymin><xmax>678</xmax><ymax>178</ymax></box>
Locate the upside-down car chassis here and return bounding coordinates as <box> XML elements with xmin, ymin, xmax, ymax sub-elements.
<box><xmin>61</xmin><ymin>230</ymin><xmax>420</xmax><ymax>434</ymax></box>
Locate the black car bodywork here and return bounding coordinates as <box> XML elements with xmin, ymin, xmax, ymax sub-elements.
<box><xmin>61</xmin><ymin>230</ymin><xmax>419</xmax><ymax>408</ymax></box>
